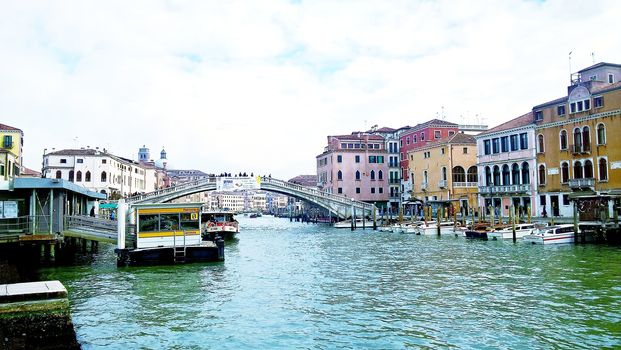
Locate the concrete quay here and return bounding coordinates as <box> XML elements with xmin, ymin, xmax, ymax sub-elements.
<box><xmin>0</xmin><ymin>281</ymin><xmax>79</xmax><ymax>350</ymax></box>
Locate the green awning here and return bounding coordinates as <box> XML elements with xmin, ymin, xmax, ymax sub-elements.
<box><xmin>99</xmin><ymin>203</ymin><xmax>117</xmax><ymax>209</ymax></box>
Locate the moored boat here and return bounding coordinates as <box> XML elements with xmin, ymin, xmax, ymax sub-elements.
<box><xmin>488</xmin><ymin>223</ymin><xmax>537</xmax><ymax>241</ymax></box>
<box><xmin>418</xmin><ymin>221</ymin><xmax>459</xmax><ymax>235</ymax></box>
<box><xmin>202</xmin><ymin>210</ymin><xmax>239</xmax><ymax>240</ymax></box>
<box><xmin>523</xmin><ymin>224</ymin><xmax>576</xmax><ymax>245</ymax></box>
<box><xmin>334</xmin><ymin>218</ymin><xmax>367</xmax><ymax>229</ymax></box>
<box><xmin>464</xmin><ymin>223</ymin><xmax>493</xmax><ymax>240</ymax></box>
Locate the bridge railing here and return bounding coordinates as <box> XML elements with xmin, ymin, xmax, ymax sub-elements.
<box><xmin>65</xmin><ymin>215</ymin><xmax>118</xmax><ymax>233</ymax></box>
<box><xmin>126</xmin><ymin>177</ymin><xmax>217</xmax><ymax>203</ymax></box>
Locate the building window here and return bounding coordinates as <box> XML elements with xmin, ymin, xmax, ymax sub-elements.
<box><xmin>370</xmin><ymin>170</ymin><xmax>375</xmax><ymax>180</ymax></box>
<box><xmin>2</xmin><ymin>135</ymin><xmax>13</xmax><ymax>148</ymax></box>
<box><xmin>379</xmin><ymin>187</ymin><xmax>383</xmax><ymax>194</ymax></box>
<box><xmin>356</xmin><ymin>187</ymin><xmax>361</xmax><ymax>194</ymax></box>
<box><xmin>599</xmin><ymin>158</ymin><xmax>608</xmax><ymax>181</ymax></box>
<box><xmin>413</xmin><ymin>135</ymin><xmax>417</xmax><ymax>143</ymax></box>
<box><xmin>521</xmin><ymin>162</ymin><xmax>530</xmax><ymax>184</ymax></box>
<box><xmin>537</xmin><ymin>134</ymin><xmax>545</xmax><ymax>153</ymax></box>
<box><xmin>69</xmin><ymin>170</ymin><xmax>74</xmax><ymax>182</ymax></box>
<box><xmin>453</xmin><ymin>166</ymin><xmax>465</xmax><ymax>182</ymax></box>
<box><xmin>609</xmin><ymin>74</ymin><xmax>615</xmax><ymax>84</ymax></box>
<box><xmin>101</xmin><ymin>171</ymin><xmax>107</xmax><ymax>182</ymax></box>
<box><xmin>467</xmin><ymin>166</ymin><xmax>477</xmax><ymax>183</ymax></box>
<box><xmin>583</xmin><ymin>126</ymin><xmax>591</xmax><ymax>151</ymax></box>
<box><xmin>463</xmin><ymin>147</ymin><xmax>468</xmax><ymax>154</ymax></box>
<box><xmin>561</xmin><ymin>162</ymin><xmax>569</xmax><ymax>183</ymax></box>
<box><xmin>485</xmin><ymin>166</ymin><xmax>492</xmax><ymax>186</ymax></box>
<box><xmin>77</xmin><ymin>159</ymin><xmax>84</xmax><ymax>164</ymax></box>
<box><xmin>538</xmin><ymin>164</ymin><xmax>546</xmax><ymax>185</ymax></box>
<box><xmin>510</xmin><ymin>134</ymin><xmax>518</xmax><ymax>151</ymax></box>
<box><xmin>534</xmin><ymin>110</ymin><xmax>543</xmax><ymax>121</ymax></box>
<box><xmin>406</xmin><ymin>136</ymin><xmax>410</xmax><ymax>145</ymax></box>
<box><xmin>378</xmin><ymin>170</ymin><xmax>383</xmax><ymax>180</ymax></box>
<box><xmin>573</xmin><ymin>128</ymin><xmax>582</xmax><ymax>150</ymax></box>
<box><xmin>434</xmin><ymin>131</ymin><xmax>441</xmax><ymax>139</ymax></box>
<box><xmin>371</xmin><ymin>188</ymin><xmax>376</xmax><ymax>194</ymax></box>
<box><xmin>594</xmin><ymin>96</ymin><xmax>604</xmax><ymax>108</ymax></box>
<box><xmin>421</xmin><ymin>132</ymin><xmax>425</xmax><ymax>141</ymax></box>
<box><xmin>400</xmin><ymin>139</ymin><xmax>403</xmax><ymax>147</ymax></box>
<box><xmin>584</xmin><ymin>160</ymin><xmax>594</xmax><ymax>179</ymax></box>
<box><xmin>484</xmin><ymin>140</ymin><xmax>491</xmax><ymax>155</ymax></box>
<box><xmin>76</xmin><ymin>171</ymin><xmax>82</xmax><ymax>182</ymax></box>
<box><xmin>540</xmin><ymin>195</ymin><xmax>546</xmax><ymax>206</ymax></box>
<box><xmin>573</xmin><ymin>161</ymin><xmax>583</xmax><ymax>179</ymax></box>
<box><xmin>0</xmin><ymin>164</ymin><xmax>4</xmax><ymax>176</ymax></box>
<box><xmin>85</xmin><ymin>171</ymin><xmax>91</xmax><ymax>182</ymax></box>
<box><xmin>597</xmin><ymin>123</ymin><xmax>606</xmax><ymax>145</ymax></box>
<box><xmin>337</xmin><ymin>170</ymin><xmax>342</xmax><ymax>180</ymax></box>
<box><xmin>441</xmin><ymin>148</ymin><xmax>445</xmax><ymax>155</ymax></box>
<box><xmin>560</xmin><ymin>130</ymin><xmax>568</xmax><ymax>150</ymax></box>
<box><xmin>442</xmin><ymin>167</ymin><xmax>447</xmax><ymax>181</ymax></box>
<box><xmin>369</xmin><ymin>156</ymin><xmax>376</xmax><ymax>163</ymax></box>
<box><xmin>557</xmin><ymin>105</ymin><xmax>566</xmax><ymax>116</ymax></box>
<box><xmin>512</xmin><ymin>163</ymin><xmax>520</xmax><ymax>185</ymax></box>
<box><xmin>500</xmin><ymin>136</ymin><xmax>508</xmax><ymax>152</ymax></box>
<box><xmin>60</xmin><ymin>159</ymin><xmax>67</xmax><ymax>164</ymax></box>
<box><xmin>337</xmin><ymin>155</ymin><xmax>342</xmax><ymax>163</ymax></box>
<box><xmin>502</xmin><ymin>164</ymin><xmax>510</xmax><ymax>185</ymax></box>
<box><xmin>355</xmin><ymin>155</ymin><xmax>360</xmax><ymax>163</ymax></box>
<box><xmin>449</xmin><ymin>131</ymin><xmax>455</xmax><ymax>136</ymax></box>
<box><xmin>355</xmin><ymin>171</ymin><xmax>361</xmax><ymax>180</ymax></box>
<box><xmin>338</xmin><ymin>187</ymin><xmax>342</xmax><ymax>194</ymax></box>
<box><xmin>493</xmin><ymin>165</ymin><xmax>501</xmax><ymax>186</ymax></box>
<box><xmin>519</xmin><ymin>133</ymin><xmax>528</xmax><ymax>150</ymax></box>
<box><xmin>55</xmin><ymin>170</ymin><xmax>62</xmax><ymax>179</ymax></box>
<box><xmin>492</xmin><ymin>138</ymin><xmax>500</xmax><ymax>154</ymax></box>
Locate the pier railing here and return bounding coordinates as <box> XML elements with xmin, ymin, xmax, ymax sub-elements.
<box><xmin>65</xmin><ymin>215</ymin><xmax>118</xmax><ymax>233</ymax></box>
<box><xmin>0</xmin><ymin>215</ymin><xmax>54</xmax><ymax>238</ymax></box>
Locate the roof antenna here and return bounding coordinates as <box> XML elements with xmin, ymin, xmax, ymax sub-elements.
<box><xmin>568</xmin><ymin>51</ymin><xmax>573</xmax><ymax>83</ymax></box>
<box><xmin>591</xmin><ymin>52</ymin><xmax>595</xmax><ymax>64</ymax></box>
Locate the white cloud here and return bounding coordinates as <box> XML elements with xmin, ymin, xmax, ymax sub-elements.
<box><xmin>0</xmin><ymin>0</ymin><xmax>620</xmax><ymax>179</ymax></box>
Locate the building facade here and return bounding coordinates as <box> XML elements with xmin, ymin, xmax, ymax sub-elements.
<box><xmin>533</xmin><ymin>62</ymin><xmax>621</xmax><ymax>219</ymax></box>
<box><xmin>316</xmin><ymin>132</ymin><xmax>389</xmax><ymax>206</ymax></box>
<box><xmin>42</xmin><ymin>148</ymin><xmax>157</xmax><ymax>198</ymax></box>
<box><xmin>475</xmin><ymin>113</ymin><xmax>538</xmax><ymax>217</ymax></box>
<box><xmin>0</xmin><ymin>124</ymin><xmax>24</xmax><ymax>190</ymax></box>
<box><xmin>369</xmin><ymin>126</ymin><xmax>409</xmax><ymax>213</ymax></box>
<box><xmin>408</xmin><ymin>133</ymin><xmax>478</xmax><ymax>213</ymax></box>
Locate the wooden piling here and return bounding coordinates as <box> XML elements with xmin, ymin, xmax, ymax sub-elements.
<box><xmin>437</xmin><ymin>207</ymin><xmax>441</xmax><ymax>236</ymax></box>
<box><xmin>372</xmin><ymin>206</ymin><xmax>377</xmax><ymax>230</ymax></box>
<box><xmin>511</xmin><ymin>205</ymin><xmax>517</xmax><ymax>243</ymax></box>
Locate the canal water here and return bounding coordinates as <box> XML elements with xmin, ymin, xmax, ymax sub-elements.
<box><xmin>41</xmin><ymin>216</ymin><xmax>621</xmax><ymax>349</ymax></box>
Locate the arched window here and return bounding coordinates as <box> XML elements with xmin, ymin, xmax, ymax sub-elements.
<box><xmin>55</xmin><ymin>170</ymin><xmax>62</xmax><ymax>179</ymax></box>
<box><xmin>337</xmin><ymin>170</ymin><xmax>342</xmax><ymax>180</ymax></box>
<box><xmin>423</xmin><ymin>170</ymin><xmax>428</xmax><ymax>183</ymax></box>
<box><xmin>583</xmin><ymin>126</ymin><xmax>591</xmax><ymax>152</ymax></box>
<box><xmin>485</xmin><ymin>166</ymin><xmax>492</xmax><ymax>186</ymax></box>
<box><xmin>441</xmin><ymin>167</ymin><xmax>447</xmax><ymax>181</ymax></box>
<box><xmin>597</xmin><ymin>123</ymin><xmax>606</xmax><ymax>145</ymax></box>
<box><xmin>502</xmin><ymin>164</ymin><xmax>510</xmax><ymax>185</ymax></box>
<box><xmin>561</xmin><ymin>162</ymin><xmax>569</xmax><ymax>183</ymax></box>
<box><xmin>85</xmin><ymin>171</ymin><xmax>91</xmax><ymax>182</ymax></box>
<box><xmin>537</xmin><ymin>134</ymin><xmax>545</xmax><ymax>153</ymax></box>
<box><xmin>493</xmin><ymin>165</ymin><xmax>501</xmax><ymax>186</ymax></box>
<box><xmin>512</xmin><ymin>163</ymin><xmax>520</xmax><ymax>185</ymax></box>
<box><xmin>453</xmin><ymin>166</ymin><xmax>465</xmax><ymax>183</ymax></box>
<box><xmin>370</xmin><ymin>170</ymin><xmax>375</xmax><ymax>180</ymax></box>
<box><xmin>76</xmin><ymin>171</ymin><xmax>82</xmax><ymax>182</ymax></box>
<box><xmin>521</xmin><ymin>162</ymin><xmax>530</xmax><ymax>184</ymax></box>
<box><xmin>599</xmin><ymin>158</ymin><xmax>608</xmax><ymax>181</ymax></box>
<box><xmin>573</xmin><ymin>128</ymin><xmax>582</xmax><ymax>151</ymax></box>
<box><xmin>378</xmin><ymin>170</ymin><xmax>383</xmax><ymax>180</ymax></box>
<box><xmin>538</xmin><ymin>164</ymin><xmax>546</xmax><ymax>185</ymax></box>
<box><xmin>69</xmin><ymin>170</ymin><xmax>74</xmax><ymax>182</ymax></box>
<box><xmin>355</xmin><ymin>171</ymin><xmax>360</xmax><ymax>180</ymax></box>
<box><xmin>560</xmin><ymin>130</ymin><xmax>568</xmax><ymax>150</ymax></box>
<box><xmin>467</xmin><ymin>166</ymin><xmax>477</xmax><ymax>183</ymax></box>
<box><xmin>584</xmin><ymin>160</ymin><xmax>593</xmax><ymax>178</ymax></box>
<box><xmin>574</xmin><ymin>161</ymin><xmax>583</xmax><ymax>179</ymax></box>
<box><xmin>101</xmin><ymin>171</ymin><xmax>107</xmax><ymax>182</ymax></box>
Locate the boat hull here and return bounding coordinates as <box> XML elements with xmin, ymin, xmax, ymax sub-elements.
<box><xmin>488</xmin><ymin>229</ymin><xmax>534</xmax><ymax>241</ymax></box>
<box><xmin>523</xmin><ymin>233</ymin><xmax>575</xmax><ymax>245</ymax></box>
<box><xmin>115</xmin><ymin>240</ymin><xmax>225</xmax><ymax>266</ymax></box>
<box><xmin>465</xmin><ymin>230</ymin><xmax>488</xmax><ymax>240</ymax></box>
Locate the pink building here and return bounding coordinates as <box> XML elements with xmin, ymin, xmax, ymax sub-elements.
<box><xmin>316</xmin><ymin>133</ymin><xmax>389</xmax><ymax>205</ymax></box>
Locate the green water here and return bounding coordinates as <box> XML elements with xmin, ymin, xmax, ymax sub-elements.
<box><xmin>41</xmin><ymin>217</ymin><xmax>621</xmax><ymax>349</ymax></box>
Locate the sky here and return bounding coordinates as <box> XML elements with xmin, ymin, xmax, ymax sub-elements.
<box><xmin>1</xmin><ymin>0</ymin><xmax>620</xmax><ymax>180</ymax></box>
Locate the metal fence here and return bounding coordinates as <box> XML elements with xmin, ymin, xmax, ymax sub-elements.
<box><xmin>0</xmin><ymin>215</ymin><xmax>53</xmax><ymax>236</ymax></box>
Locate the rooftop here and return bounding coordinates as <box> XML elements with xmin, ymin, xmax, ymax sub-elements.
<box><xmin>577</xmin><ymin>62</ymin><xmax>621</xmax><ymax>73</ymax></box>
<box><xmin>0</xmin><ymin>123</ymin><xmax>23</xmax><ymax>133</ymax></box>
<box><xmin>476</xmin><ymin>112</ymin><xmax>533</xmax><ymax>136</ymax></box>
<box><xmin>13</xmin><ymin>178</ymin><xmax>106</xmax><ymax>200</ymax></box>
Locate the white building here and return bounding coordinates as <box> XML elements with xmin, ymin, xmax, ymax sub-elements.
<box><xmin>42</xmin><ymin>148</ymin><xmax>157</xmax><ymax>198</ymax></box>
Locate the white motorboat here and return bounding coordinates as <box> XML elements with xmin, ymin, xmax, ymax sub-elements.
<box><xmin>334</xmin><ymin>218</ymin><xmax>367</xmax><ymax>229</ymax></box>
<box><xmin>401</xmin><ymin>221</ymin><xmax>425</xmax><ymax>234</ymax></box>
<box><xmin>523</xmin><ymin>224</ymin><xmax>576</xmax><ymax>245</ymax></box>
<box><xmin>488</xmin><ymin>223</ymin><xmax>537</xmax><ymax>241</ymax></box>
<box><xmin>418</xmin><ymin>221</ymin><xmax>459</xmax><ymax>235</ymax></box>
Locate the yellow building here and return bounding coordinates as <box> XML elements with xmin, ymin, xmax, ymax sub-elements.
<box><xmin>533</xmin><ymin>62</ymin><xmax>621</xmax><ymax>219</ymax></box>
<box><xmin>407</xmin><ymin>133</ymin><xmax>478</xmax><ymax>214</ymax></box>
<box><xmin>0</xmin><ymin>123</ymin><xmax>24</xmax><ymax>188</ymax></box>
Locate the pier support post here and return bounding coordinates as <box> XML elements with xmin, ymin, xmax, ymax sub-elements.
<box><xmin>372</xmin><ymin>205</ymin><xmax>377</xmax><ymax>230</ymax></box>
<box><xmin>49</xmin><ymin>189</ymin><xmax>54</xmax><ymax>234</ymax></box>
<box><xmin>511</xmin><ymin>205</ymin><xmax>516</xmax><ymax>243</ymax></box>
<box><xmin>117</xmin><ymin>199</ymin><xmax>127</xmax><ymax>250</ymax></box>
<box><xmin>573</xmin><ymin>201</ymin><xmax>579</xmax><ymax>244</ymax></box>
<box><xmin>362</xmin><ymin>205</ymin><xmax>366</xmax><ymax>230</ymax></box>
<box><xmin>437</xmin><ymin>207</ymin><xmax>441</xmax><ymax>236</ymax></box>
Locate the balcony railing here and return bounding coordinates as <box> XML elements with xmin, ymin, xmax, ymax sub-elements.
<box><xmin>438</xmin><ymin>179</ymin><xmax>447</xmax><ymax>188</ymax></box>
<box><xmin>389</xmin><ymin>178</ymin><xmax>401</xmax><ymax>184</ymax></box>
<box><xmin>569</xmin><ymin>178</ymin><xmax>595</xmax><ymax>189</ymax></box>
<box><xmin>571</xmin><ymin>143</ymin><xmax>591</xmax><ymax>154</ymax></box>
<box><xmin>453</xmin><ymin>182</ymin><xmax>478</xmax><ymax>188</ymax></box>
<box><xmin>421</xmin><ymin>182</ymin><xmax>428</xmax><ymax>191</ymax></box>
<box><xmin>478</xmin><ymin>184</ymin><xmax>530</xmax><ymax>194</ymax></box>
<box><xmin>388</xmin><ymin>162</ymin><xmax>400</xmax><ymax>167</ymax></box>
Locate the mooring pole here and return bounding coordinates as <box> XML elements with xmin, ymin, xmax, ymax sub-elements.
<box><xmin>511</xmin><ymin>205</ymin><xmax>517</xmax><ymax>243</ymax></box>
<box><xmin>117</xmin><ymin>199</ymin><xmax>126</xmax><ymax>250</ymax></box>
<box><xmin>373</xmin><ymin>205</ymin><xmax>377</xmax><ymax>230</ymax></box>
<box><xmin>573</xmin><ymin>201</ymin><xmax>579</xmax><ymax>244</ymax></box>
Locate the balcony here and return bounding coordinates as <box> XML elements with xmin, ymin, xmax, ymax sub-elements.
<box><xmin>453</xmin><ymin>182</ymin><xmax>478</xmax><ymax>188</ymax></box>
<box><xmin>571</xmin><ymin>143</ymin><xmax>591</xmax><ymax>155</ymax></box>
<box><xmin>438</xmin><ymin>179</ymin><xmax>447</xmax><ymax>188</ymax></box>
<box><xmin>479</xmin><ymin>184</ymin><xmax>530</xmax><ymax>194</ymax></box>
<box><xmin>389</xmin><ymin>178</ymin><xmax>401</xmax><ymax>184</ymax></box>
<box><xmin>421</xmin><ymin>182</ymin><xmax>428</xmax><ymax>191</ymax></box>
<box><xmin>388</xmin><ymin>162</ymin><xmax>400</xmax><ymax>167</ymax></box>
<box><xmin>569</xmin><ymin>178</ymin><xmax>595</xmax><ymax>189</ymax></box>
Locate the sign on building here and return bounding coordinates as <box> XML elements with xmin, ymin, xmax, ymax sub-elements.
<box><xmin>0</xmin><ymin>201</ymin><xmax>18</xmax><ymax>218</ymax></box>
<box><xmin>216</xmin><ymin>177</ymin><xmax>260</xmax><ymax>192</ymax></box>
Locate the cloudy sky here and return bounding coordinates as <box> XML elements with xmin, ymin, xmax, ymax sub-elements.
<box><xmin>1</xmin><ymin>0</ymin><xmax>620</xmax><ymax>179</ymax></box>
